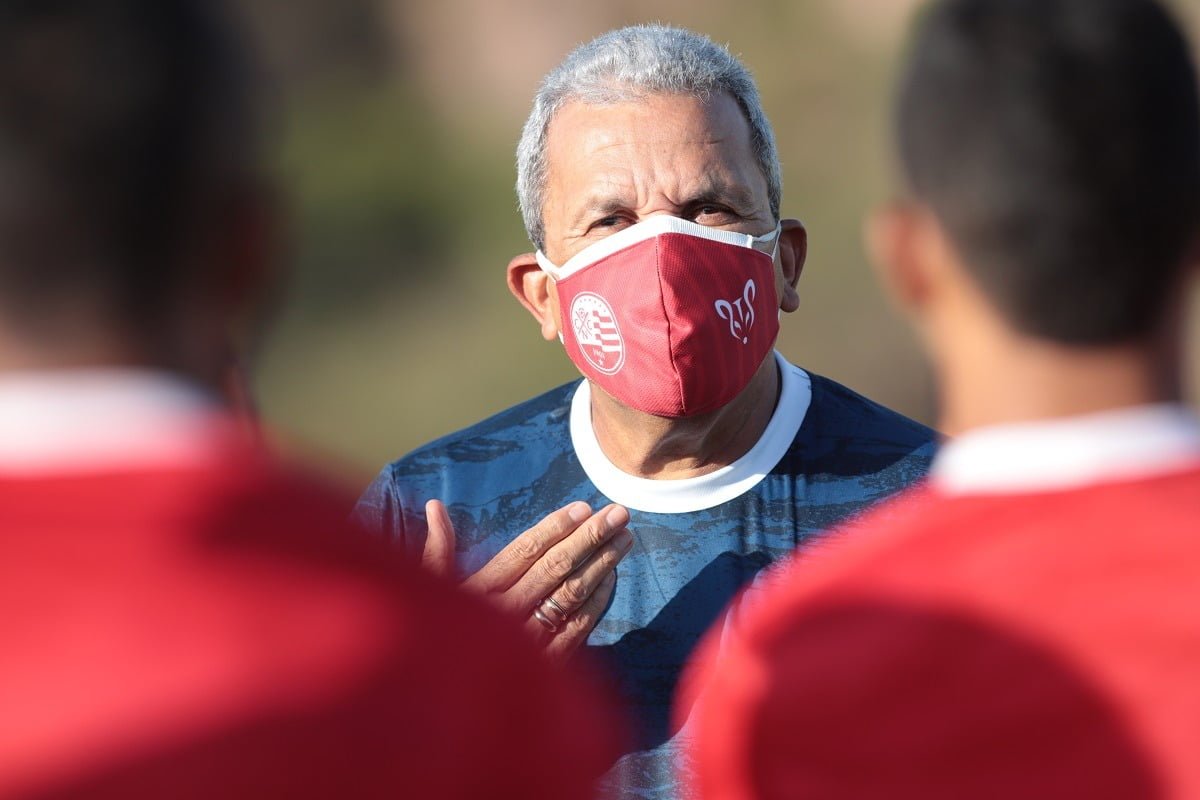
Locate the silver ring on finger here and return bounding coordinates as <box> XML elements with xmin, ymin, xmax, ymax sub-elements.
<box><xmin>532</xmin><ymin>606</ymin><xmax>559</xmax><ymax>633</ymax></box>
<box><xmin>536</xmin><ymin>595</ymin><xmax>570</xmax><ymax>630</ymax></box>
<box><xmin>543</xmin><ymin>595</ymin><xmax>568</xmax><ymax>620</ymax></box>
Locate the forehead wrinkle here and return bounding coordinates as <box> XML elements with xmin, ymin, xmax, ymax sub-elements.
<box><xmin>682</xmin><ymin>172</ymin><xmax>756</xmax><ymax>207</ymax></box>
<box><xmin>563</xmin><ymin>166</ymin><xmax>640</xmax><ymax>224</ymax></box>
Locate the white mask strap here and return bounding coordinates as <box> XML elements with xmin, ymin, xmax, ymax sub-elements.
<box><xmin>753</xmin><ymin>223</ymin><xmax>783</xmax><ymax>261</ymax></box>
<box><xmin>535</xmin><ymin>250</ymin><xmax>563</xmax><ymax>281</ymax></box>
<box><xmin>536</xmin><ymin>217</ymin><xmax>784</xmax><ymax>281</ymax></box>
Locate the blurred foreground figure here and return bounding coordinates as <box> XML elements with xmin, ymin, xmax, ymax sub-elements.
<box><xmin>682</xmin><ymin>0</ymin><xmax>1200</xmax><ymax>797</ymax></box>
<box><xmin>0</xmin><ymin>1</ymin><xmax>618</xmax><ymax>797</ymax></box>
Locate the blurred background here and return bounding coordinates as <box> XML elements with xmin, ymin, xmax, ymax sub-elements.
<box><xmin>238</xmin><ymin>0</ymin><xmax>1200</xmax><ymax>483</ymax></box>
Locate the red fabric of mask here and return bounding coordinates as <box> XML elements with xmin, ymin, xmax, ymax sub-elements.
<box><xmin>552</xmin><ymin>230</ymin><xmax>779</xmax><ymax>418</ymax></box>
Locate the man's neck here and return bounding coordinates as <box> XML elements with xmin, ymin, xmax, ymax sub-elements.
<box><xmin>936</xmin><ymin>330</ymin><xmax>1180</xmax><ymax>437</ymax></box>
<box><xmin>588</xmin><ymin>354</ymin><xmax>781</xmax><ymax>479</ymax></box>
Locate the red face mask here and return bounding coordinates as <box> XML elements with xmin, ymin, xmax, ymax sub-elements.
<box><xmin>536</xmin><ymin>216</ymin><xmax>782</xmax><ymax>418</ymax></box>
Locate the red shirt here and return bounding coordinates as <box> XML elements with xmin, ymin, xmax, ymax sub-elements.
<box><xmin>0</xmin><ymin>439</ymin><xmax>620</xmax><ymax>798</ymax></box>
<box><xmin>681</xmin><ymin>407</ymin><xmax>1200</xmax><ymax>800</ymax></box>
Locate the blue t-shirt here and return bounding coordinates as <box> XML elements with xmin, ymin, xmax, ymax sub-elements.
<box><xmin>355</xmin><ymin>353</ymin><xmax>936</xmax><ymax>799</ymax></box>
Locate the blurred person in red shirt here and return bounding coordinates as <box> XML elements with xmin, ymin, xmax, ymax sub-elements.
<box><xmin>0</xmin><ymin>1</ymin><xmax>622</xmax><ymax>798</ymax></box>
<box><xmin>679</xmin><ymin>0</ymin><xmax>1200</xmax><ymax>797</ymax></box>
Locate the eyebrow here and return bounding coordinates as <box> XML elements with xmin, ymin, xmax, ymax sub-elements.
<box><xmin>571</xmin><ymin>197</ymin><xmax>629</xmax><ymax>227</ymax></box>
<box><xmin>686</xmin><ymin>180</ymin><xmax>757</xmax><ymax>211</ymax></box>
<box><xmin>569</xmin><ymin>176</ymin><xmax>760</xmax><ymax>229</ymax></box>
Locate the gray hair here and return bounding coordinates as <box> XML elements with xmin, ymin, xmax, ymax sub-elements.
<box><xmin>516</xmin><ymin>24</ymin><xmax>782</xmax><ymax>251</ymax></box>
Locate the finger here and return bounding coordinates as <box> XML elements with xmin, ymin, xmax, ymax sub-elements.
<box><xmin>526</xmin><ymin>604</ymin><xmax>560</xmax><ymax>647</ymax></box>
<box><xmin>541</xmin><ymin>528</ymin><xmax>634</xmax><ymax>619</ymax></box>
<box><xmin>521</xmin><ymin>529</ymin><xmax>632</xmax><ymax>633</ymax></box>
<box><xmin>500</xmin><ymin>504</ymin><xmax>629</xmax><ymax>614</ymax></box>
<box><xmin>466</xmin><ymin>501</ymin><xmax>593</xmax><ymax>594</ymax></box>
<box><xmin>422</xmin><ymin>499</ymin><xmax>457</xmax><ymax>580</ymax></box>
<box><xmin>544</xmin><ymin>569</ymin><xmax>618</xmax><ymax>662</ymax></box>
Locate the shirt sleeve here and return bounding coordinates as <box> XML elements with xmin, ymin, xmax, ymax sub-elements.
<box><xmin>352</xmin><ymin>467</ymin><xmax>408</xmax><ymax>544</ymax></box>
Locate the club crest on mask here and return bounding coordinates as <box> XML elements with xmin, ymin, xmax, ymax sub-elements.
<box><xmin>714</xmin><ymin>279</ymin><xmax>758</xmax><ymax>344</ymax></box>
<box><xmin>570</xmin><ymin>292</ymin><xmax>625</xmax><ymax>374</ymax></box>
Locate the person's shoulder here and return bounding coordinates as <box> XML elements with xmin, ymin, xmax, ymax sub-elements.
<box><xmin>220</xmin><ymin>456</ymin><xmax>628</xmax><ymax>800</ymax></box>
<box><xmin>768</xmin><ymin>464</ymin><xmax>1200</xmax><ymax>610</ymax></box>
<box><xmin>804</xmin><ymin>371</ymin><xmax>938</xmax><ymax>450</ymax></box>
<box><xmin>684</xmin><ymin>483</ymin><xmax>1163</xmax><ymax>800</ymax></box>
<box><xmin>1104</xmin><ymin>465</ymin><xmax>1200</xmax><ymax>512</ymax></box>
<box><xmin>189</xmin><ymin>441</ymin><xmax>360</xmax><ymax>519</ymax></box>
<box><xmin>379</xmin><ymin>379</ymin><xmax>580</xmax><ymax>480</ymax></box>
<box><xmin>154</xmin><ymin>448</ymin><xmax>505</xmax><ymax>627</ymax></box>
<box><xmin>0</xmin><ymin>434</ymin><xmax>361</xmax><ymax>536</ymax></box>
<box><xmin>5</xmin><ymin>448</ymin><xmax>622</xmax><ymax>799</ymax></box>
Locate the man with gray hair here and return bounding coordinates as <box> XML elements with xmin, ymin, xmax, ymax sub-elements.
<box><xmin>357</xmin><ymin>24</ymin><xmax>935</xmax><ymax>798</ymax></box>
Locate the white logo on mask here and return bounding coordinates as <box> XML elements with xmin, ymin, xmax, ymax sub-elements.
<box><xmin>714</xmin><ymin>279</ymin><xmax>758</xmax><ymax>344</ymax></box>
<box><xmin>570</xmin><ymin>292</ymin><xmax>625</xmax><ymax>375</ymax></box>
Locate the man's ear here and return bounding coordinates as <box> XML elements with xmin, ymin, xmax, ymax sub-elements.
<box><xmin>507</xmin><ymin>253</ymin><xmax>560</xmax><ymax>341</ymax></box>
<box><xmin>778</xmin><ymin>218</ymin><xmax>807</xmax><ymax>313</ymax></box>
<box><xmin>865</xmin><ymin>200</ymin><xmax>936</xmax><ymax>316</ymax></box>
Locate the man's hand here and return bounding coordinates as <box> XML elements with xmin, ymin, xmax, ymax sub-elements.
<box><xmin>423</xmin><ymin>499</ymin><xmax>634</xmax><ymax>660</ymax></box>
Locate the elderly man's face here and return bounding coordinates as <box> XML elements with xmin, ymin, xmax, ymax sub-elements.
<box><xmin>510</xmin><ymin>90</ymin><xmax>803</xmax><ymax>347</ymax></box>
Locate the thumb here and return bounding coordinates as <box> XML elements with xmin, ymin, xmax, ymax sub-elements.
<box><xmin>422</xmin><ymin>499</ymin><xmax>458</xmax><ymax>580</ymax></box>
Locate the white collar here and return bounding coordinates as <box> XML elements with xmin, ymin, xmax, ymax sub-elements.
<box><xmin>930</xmin><ymin>403</ymin><xmax>1200</xmax><ymax>496</ymax></box>
<box><xmin>0</xmin><ymin>368</ymin><xmax>226</xmax><ymax>475</ymax></box>
<box><xmin>569</xmin><ymin>351</ymin><xmax>812</xmax><ymax>513</ymax></box>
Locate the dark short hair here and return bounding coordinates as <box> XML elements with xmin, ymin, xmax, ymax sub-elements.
<box><xmin>897</xmin><ymin>0</ymin><xmax>1200</xmax><ymax>344</ymax></box>
<box><xmin>0</xmin><ymin>0</ymin><xmax>256</xmax><ymax>334</ymax></box>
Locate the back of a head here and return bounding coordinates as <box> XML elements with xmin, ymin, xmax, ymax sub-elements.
<box><xmin>897</xmin><ymin>0</ymin><xmax>1200</xmax><ymax>345</ymax></box>
<box><xmin>0</xmin><ymin>0</ymin><xmax>255</xmax><ymax>340</ymax></box>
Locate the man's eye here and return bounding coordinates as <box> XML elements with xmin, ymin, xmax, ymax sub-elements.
<box><xmin>589</xmin><ymin>215</ymin><xmax>629</xmax><ymax>232</ymax></box>
<box><xmin>694</xmin><ymin>205</ymin><xmax>735</xmax><ymax>221</ymax></box>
